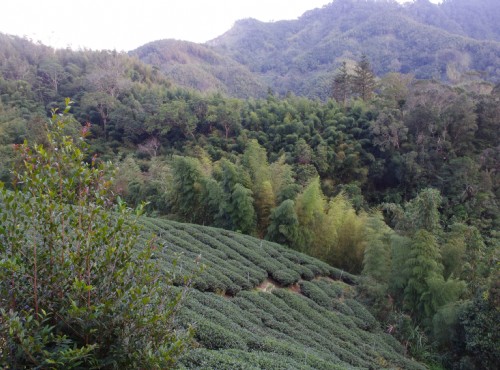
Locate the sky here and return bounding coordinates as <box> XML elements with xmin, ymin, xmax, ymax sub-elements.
<box><xmin>1</xmin><ymin>0</ymin><xmax>442</xmax><ymax>52</ymax></box>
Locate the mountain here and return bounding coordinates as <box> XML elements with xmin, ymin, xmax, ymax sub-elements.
<box><xmin>130</xmin><ymin>39</ymin><xmax>267</xmax><ymax>98</ymax></box>
<box><xmin>207</xmin><ymin>0</ymin><xmax>500</xmax><ymax>99</ymax></box>
<box><xmin>139</xmin><ymin>217</ymin><xmax>425</xmax><ymax>369</ymax></box>
<box><xmin>426</xmin><ymin>0</ymin><xmax>500</xmax><ymax>41</ymax></box>
<box><xmin>131</xmin><ymin>0</ymin><xmax>500</xmax><ymax>99</ymax></box>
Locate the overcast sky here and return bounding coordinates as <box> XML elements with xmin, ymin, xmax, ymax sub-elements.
<box><xmin>1</xmin><ymin>0</ymin><xmax>441</xmax><ymax>51</ymax></box>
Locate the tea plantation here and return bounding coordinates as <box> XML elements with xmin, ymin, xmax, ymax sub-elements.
<box><xmin>139</xmin><ymin>218</ymin><xmax>425</xmax><ymax>369</ymax></box>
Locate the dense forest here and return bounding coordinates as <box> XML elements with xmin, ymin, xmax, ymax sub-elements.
<box><xmin>0</xmin><ymin>0</ymin><xmax>499</xmax><ymax>368</ymax></box>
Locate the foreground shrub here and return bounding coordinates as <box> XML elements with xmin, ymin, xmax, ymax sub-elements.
<box><xmin>0</xmin><ymin>101</ymin><xmax>193</xmax><ymax>368</ymax></box>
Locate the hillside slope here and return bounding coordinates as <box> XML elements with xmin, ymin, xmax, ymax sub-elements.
<box><xmin>207</xmin><ymin>0</ymin><xmax>500</xmax><ymax>99</ymax></box>
<box><xmin>130</xmin><ymin>0</ymin><xmax>500</xmax><ymax>100</ymax></box>
<box><xmin>139</xmin><ymin>217</ymin><xmax>425</xmax><ymax>369</ymax></box>
<box><xmin>130</xmin><ymin>40</ymin><xmax>267</xmax><ymax>98</ymax></box>
<box><xmin>431</xmin><ymin>0</ymin><xmax>500</xmax><ymax>42</ymax></box>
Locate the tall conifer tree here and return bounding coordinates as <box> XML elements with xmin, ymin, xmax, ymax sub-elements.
<box><xmin>353</xmin><ymin>55</ymin><xmax>376</xmax><ymax>101</ymax></box>
<box><xmin>332</xmin><ymin>61</ymin><xmax>351</xmax><ymax>106</ymax></box>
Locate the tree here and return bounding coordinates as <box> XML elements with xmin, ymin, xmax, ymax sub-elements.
<box><xmin>147</xmin><ymin>100</ymin><xmax>198</xmax><ymax>140</ymax></box>
<box><xmin>199</xmin><ymin>176</ymin><xmax>226</xmax><ymax>227</ymax></box>
<box><xmin>402</xmin><ymin>230</ymin><xmax>465</xmax><ymax>326</ymax></box>
<box><xmin>294</xmin><ymin>138</ymin><xmax>314</xmax><ymax>165</ymax></box>
<box><xmin>269</xmin><ymin>155</ymin><xmax>300</xmax><ymax>203</ymax></box>
<box><xmin>113</xmin><ymin>155</ymin><xmax>144</xmax><ymax>201</ymax></box>
<box><xmin>362</xmin><ymin>212</ymin><xmax>393</xmax><ymax>283</ymax></box>
<box><xmin>137</xmin><ymin>136</ymin><xmax>161</xmax><ymax>158</ymax></box>
<box><xmin>389</xmin><ymin>188</ymin><xmax>443</xmax><ymax>235</ymax></box>
<box><xmin>228</xmin><ymin>183</ymin><xmax>256</xmax><ymax>234</ymax></box>
<box><xmin>370</xmin><ymin>111</ymin><xmax>407</xmax><ymax>152</ymax></box>
<box><xmin>86</xmin><ymin>53</ymin><xmax>130</xmax><ymax>99</ymax></box>
<box><xmin>294</xmin><ymin>177</ymin><xmax>328</xmax><ymax>253</ymax></box>
<box><xmin>215</xmin><ymin>159</ymin><xmax>255</xmax><ymax>233</ymax></box>
<box><xmin>169</xmin><ymin>156</ymin><xmax>205</xmax><ymax>223</ymax></box>
<box><xmin>388</xmin><ymin>234</ymin><xmax>412</xmax><ymax>301</ymax></box>
<box><xmin>377</xmin><ymin>72</ymin><xmax>413</xmax><ymax>112</ymax></box>
<box><xmin>361</xmin><ymin>212</ymin><xmax>395</xmax><ymax>319</ymax></box>
<box><xmin>207</xmin><ymin>97</ymin><xmax>242</xmax><ymax>140</ymax></box>
<box><xmin>82</xmin><ymin>53</ymin><xmax>131</xmax><ymax>140</ymax></box>
<box><xmin>324</xmin><ymin>192</ymin><xmax>368</xmax><ymax>273</ymax></box>
<box><xmin>403</xmin><ymin>230</ymin><xmax>443</xmax><ymax>320</ymax></box>
<box><xmin>81</xmin><ymin>91</ymin><xmax>117</xmax><ymax>140</ymax></box>
<box><xmin>218</xmin><ymin>158</ymin><xmax>246</xmax><ymax>195</ymax></box>
<box><xmin>332</xmin><ymin>61</ymin><xmax>351</xmax><ymax>106</ymax></box>
<box><xmin>37</xmin><ymin>55</ymin><xmax>67</xmax><ymax>100</ymax></box>
<box><xmin>458</xmin><ymin>274</ymin><xmax>500</xmax><ymax>370</ymax></box>
<box><xmin>140</xmin><ymin>157</ymin><xmax>172</xmax><ymax>215</ymax></box>
<box><xmin>266</xmin><ymin>199</ymin><xmax>300</xmax><ymax>246</ymax></box>
<box><xmin>0</xmin><ymin>101</ymin><xmax>27</xmax><ymax>184</ymax></box>
<box><xmin>352</xmin><ymin>55</ymin><xmax>376</xmax><ymax>101</ymax></box>
<box><xmin>242</xmin><ymin>140</ymin><xmax>276</xmax><ymax>235</ymax></box>
<box><xmin>0</xmin><ymin>100</ymin><xmax>192</xmax><ymax>368</ymax></box>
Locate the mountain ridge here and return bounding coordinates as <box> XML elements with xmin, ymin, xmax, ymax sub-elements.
<box><xmin>130</xmin><ymin>39</ymin><xmax>267</xmax><ymax>98</ymax></box>
<box><xmin>132</xmin><ymin>0</ymin><xmax>500</xmax><ymax>99</ymax></box>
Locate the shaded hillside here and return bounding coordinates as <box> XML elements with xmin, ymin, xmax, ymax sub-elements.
<box><xmin>397</xmin><ymin>0</ymin><xmax>500</xmax><ymax>42</ymax></box>
<box><xmin>138</xmin><ymin>217</ymin><xmax>425</xmax><ymax>370</ymax></box>
<box><xmin>130</xmin><ymin>40</ymin><xmax>267</xmax><ymax>98</ymax></box>
<box><xmin>438</xmin><ymin>0</ymin><xmax>500</xmax><ymax>42</ymax></box>
<box><xmin>205</xmin><ymin>0</ymin><xmax>500</xmax><ymax>99</ymax></box>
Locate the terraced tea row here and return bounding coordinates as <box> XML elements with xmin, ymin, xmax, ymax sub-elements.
<box><xmin>141</xmin><ymin>217</ymin><xmax>357</xmax><ymax>294</ymax></box>
<box><xmin>139</xmin><ymin>218</ymin><xmax>425</xmax><ymax>369</ymax></box>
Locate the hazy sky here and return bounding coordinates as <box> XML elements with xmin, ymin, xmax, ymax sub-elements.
<box><xmin>1</xmin><ymin>0</ymin><xmax>441</xmax><ymax>51</ymax></box>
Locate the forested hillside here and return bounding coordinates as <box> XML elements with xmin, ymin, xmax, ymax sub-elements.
<box><xmin>206</xmin><ymin>0</ymin><xmax>500</xmax><ymax>98</ymax></box>
<box><xmin>119</xmin><ymin>0</ymin><xmax>500</xmax><ymax>99</ymax></box>
<box><xmin>131</xmin><ymin>40</ymin><xmax>267</xmax><ymax>98</ymax></box>
<box><xmin>432</xmin><ymin>0</ymin><xmax>500</xmax><ymax>41</ymax></box>
<box><xmin>0</xmin><ymin>2</ymin><xmax>499</xmax><ymax>367</ymax></box>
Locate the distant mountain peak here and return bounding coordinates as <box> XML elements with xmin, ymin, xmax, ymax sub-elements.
<box><xmin>133</xmin><ymin>0</ymin><xmax>500</xmax><ymax>99</ymax></box>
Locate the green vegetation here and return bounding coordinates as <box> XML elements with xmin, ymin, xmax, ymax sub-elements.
<box><xmin>203</xmin><ymin>0</ymin><xmax>500</xmax><ymax>99</ymax></box>
<box><xmin>0</xmin><ymin>1</ymin><xmax>499</xmax><ymax>367</ymax></box>
<box><xmin>131</xmin><ymin>40</ymin><xmax>266</xmax><ymax>98</ymax></box>
<box><xmin>0</xmin><ymin>102</ymin><xmax>193</xmax><ymax>368</ymax></box>
<box><xmin>129</xmin><ymin>217</ymin><xmax>425</xmax><ymax>370</ymax></box>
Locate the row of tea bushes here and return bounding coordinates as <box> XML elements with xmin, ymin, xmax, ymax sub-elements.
<box><xmin>176</xmin><ymin>288</ymin><xmax>425</xmax><ymax>369</ymax></box>
<box><xmin>141</xmin><ymin>218</ymin><xmax>357</xmax><ymax>293</ymax></box>
<box><xmin>140</xmin><ymin>218</ymin><xmax>424</xmax><ymax>369</ymax></box>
